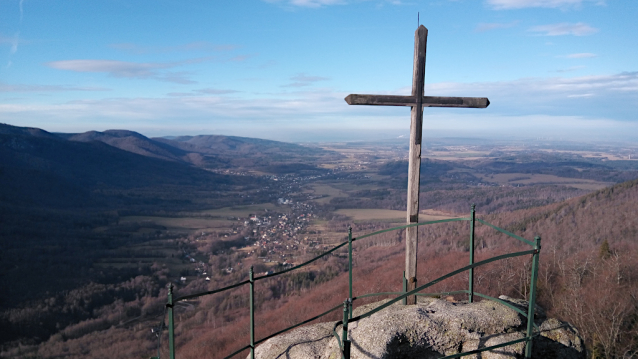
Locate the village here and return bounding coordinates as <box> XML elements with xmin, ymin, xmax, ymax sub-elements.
<box><xmin>175</xmin><ymin>169</ymin><xmax>349</xmax><ymax>285</ymax></box>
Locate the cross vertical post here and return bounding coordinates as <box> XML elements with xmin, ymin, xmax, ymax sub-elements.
<box><xmin>344</xmin><ymin>25</ymin><xmax>489</xmax><ymax>305</ymax></box>
<box><xmin>405</xmin><ymin>25</ymin><xmax>427</xmax><ymax>305</ymax></box>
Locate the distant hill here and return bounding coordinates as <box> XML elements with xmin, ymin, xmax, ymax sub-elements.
<box><xmin>65</xmin><ymin>129</ymin><xmax>189</xmax><ymax>163</ymax></box>
<box><xmin>46</xmin><ymin>127</ymin><xmax>340</xmax><ymax>174</ymax></box>
<box><xmin>164</xmin><ymin>134</ymin><xmax>324</xmax><ymax>156</ymax></box>
<box><xmin>0</xmin><ymin>123</ymin><xmax>61</xmax><ymax>139</ymax></box>
<box><xmin>154</xmin><ymin>134</ymin><xmax>339</xmax><ymax>173</ymax></box>
<box><xmin>0</xmin><ymin>124</ymin><xmax>243</xmax><ymax>210</ymax></box>
<box><xmin>0</xmin><ymin>124</ymin><xmax>265</xmax><ymax>314</ymax></box>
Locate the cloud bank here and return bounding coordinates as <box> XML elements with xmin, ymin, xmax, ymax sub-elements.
<box><xmin>528</xmin><ymin>22</ymin><xmax>598</xmax><ymax>36</ymax></box>
<box><xmin>487</xmin><ymin>0</ymin><xmax>602</xmax><ymax>9</ymax></box>
<box><xmin>2</xmin><ymin>71</ymin><xmax>637</xmax><ymax>141</ymax></box>
<box><xmin>45</xmin><ymin>59</ymin><xmax>214</xmax><ymax>84</ymax></box>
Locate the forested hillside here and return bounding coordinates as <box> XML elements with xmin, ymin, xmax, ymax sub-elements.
<box><xmin>2</xmin><ymin>123</ymin><xmax>637</xmax><ymax>358</ymax></box>
<box><xmin>8</xmin><ymin>177</ymin><xmax>637</xmax><ymax>359</ymax></box>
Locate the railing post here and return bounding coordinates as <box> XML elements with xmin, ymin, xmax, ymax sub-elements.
<box><xmin>168</xmin><ymin>283</ymin><xmax>175</xmax><ymax>359</ymax></box>
<box><xmin>342</xmin><ymin>298</ymin><xmax>351</xmax><ymax>359</ymax></box>
<box><xmin>402</xmin><ymin>270</ymin><xmax>407</xmax><ymax>305</ymax></box>
<box><xmin>525</xmin><ymin>236</ymin><xmax>541</xmax><ymax>359</ymax></box>
<box><xmin>469</xmin><ymin>204</ymin><xmax>476</xmax><ymax>303</ymax></box>
<box><xmin>250</xmin><ymin>266</ymin><xmax>255</xmax><ymax>359</ymax></box>
<box><xmin>348</xmin><ymin>226</ymin><xmax>353</xmax><ymax>318</ymax></box>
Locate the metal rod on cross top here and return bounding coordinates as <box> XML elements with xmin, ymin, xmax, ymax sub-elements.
<box><xmin>345</xmin><ymin>25</ymin><xmax>489</xmax><ymax>305</ymax></box>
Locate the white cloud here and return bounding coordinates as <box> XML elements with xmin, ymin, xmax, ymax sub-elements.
<box><xmin>425</xmin><ymin>72</ymin><xmax>638</xmax><ymax>97</ymax></box>
<box><xmin>19</xmin><ymin>0</ymin><xmax>25</xmax><ymax>21</ymax></box>
<box><xmin>167</xmin><ymin>88</ymin><xmax>239</xmax><ymax>96</ymax></box>
<box><xmin>555</xmin><ymin>65</ymin><xmax>586</xmax><ymax>73</ymax></box>
<box><xmin>45</xmin><ymin>59</ymin><xmax>212</xmax><ymax>84</ymax></box>
<box><xmin>528</xmin><ymin>22</ymin><xmax>598</xmax><ymax>36</ymax></box>
<box><xmin>264</xmin><ymin>0</ymin><xmax>346</xmax><ymax>8</ymax></box>
<box><xmin>3</xmin><ymin>72</ymin><xmax>637</xmax><ymax>141</ymax></box>
<box><xmin>229</xmin><ymin>55</ymin><xmax>252</xmax><ymax>62</ymax></box>
<box><xmin>48</xmin><ymin>59</ymin><xmax>172</xmax><ymax>79</ymax></box>
<box><xmin>10</xmin><ymin>33</ymin><xmax>19</xmax><ymax>54</ymax></box>
<box><xmin>563</xmin><ymin>53</ymin><xmax>597</xmax><ymax>58</ymax></box>
<box><xmin>195</xmin><ymin>88</ymin><xmax>239</xmax><ymax>94</ymax></box>
<box><xmin>282</xmin><ymin>73</ymin><xmax>329</xmax><ymax>87</ymax></box>
<box><xmin>475</xmin><ymin>22</ymin><xmax>518</xmax><ymax>32</ymax></box>
<box><xmin>0</xmin><ymin>33</ymin><xmax>22</xmax><ymax>54</ymax></box>
<box><xmin>0</xmin><ymin>82</ymin><xmax>110</xmax><ymax>92</ymax></box>
<box><xmin>109</xmin><ymin>42</ymin><xmax>238</xmax><ymax>54</ymax></box>
<box><xmin>263</xmin><ymin>0</ymin><xmax>402</xmax><ymax>8</ymax></box>
<box><xmin>486</xmin><ymin>0</ymin><xmax>601</xmax><ymax>9</ymax></box>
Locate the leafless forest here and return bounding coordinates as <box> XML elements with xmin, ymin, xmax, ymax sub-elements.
<box><xmin>2</xmin><ymin>125</ymin><xmax>638</xmax><ymax>359</ymax></box>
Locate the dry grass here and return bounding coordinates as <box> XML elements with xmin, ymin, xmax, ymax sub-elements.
<box><xmin>478</xmin><ymin>172</ymin><xmax>612</xmax><ymax>190</ymax></box>
<box><xmin>119</xmin><ymin>216</ymin><xmax>234</xmax><ymax>230</ymax></box>
<box><xmin>200</xmin><ymin>203</ymin><xmax>280</xmax><ymax>217</ymax></box>
<box><xmin>335</xmin><ymin>208</ymin><xmax>456</xmax><ymax>222</ymax></box>
<box><xmin>308</xmin><ymin>184</ymin><xmax>349</xmax><ymax>204</ymax></box>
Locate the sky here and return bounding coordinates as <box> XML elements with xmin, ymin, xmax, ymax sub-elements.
<box><xmin>0</xmin><ymin>0</ymin><xmax>637</xmax><ymax>142</ymax></box>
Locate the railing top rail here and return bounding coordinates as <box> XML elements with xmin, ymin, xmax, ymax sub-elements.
<box><xmin>166</xmin><ymin>212</ymin><xmax>541</xmax><ymax>359</ymax></box>
<box><xmin>253</xmin><ymin>241</ymin><xmax>349</xmax><ymax>282</ymax></box>
<box><xmin>253</xmin><ymin>303</ymin><xmax>343</xmax><ymax>347</ymax></box>
<box><xmin>439</xmin><ymin>336</ymin><xmax>532</xmax><ymax>359</ymax></box>
<box><xmin>472</xmin><ymin>292</ymin><xmax>540</xmax><ymax>332</ymax></box>
<box><xmin>174</xmin><ymin>279</ymin><xmax>249</xmax><ymax>303</ymax></box>
<box><xmin>352</xmin><ymin>217</ymin><xmax>469</xmax><ymax>242</ymax></box>
<box><xmin>221</xmin><ymin>344</ymin><xmax>251</xmax><ymax>359</ymax></box>
<box><xmin>174</xmin><ymin>241</ymin><xmax>350</xmax><ymax>302</ymax></box>
<box><xmin>353</xmin><ymin>290</ymin><xmax>467</xmax><ymax>300</ymax></box>
<box><xmin>348</xmin><ymin>249</ymin><xmax>536</xmax><ymax>323</ymax></box>
<box><xmin>330</xmin><ymin>289</ymin><xmax>539</xmax><ymax>359</ymax></box>
<box><xmin>173</xmin><ymin>216</ymin><xmax>534</xmax><ymax>303</ymax></box>
<box><xmin>476</xmin><ymin>218</ymin><xmax>534</xmax><ymax>246</ymax></box>
<box><xmin>350</xmin><ymin>290</ymin><xmax>539</xmax><ymax>331</ymax></box>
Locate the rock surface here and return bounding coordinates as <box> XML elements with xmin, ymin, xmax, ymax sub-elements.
<box><xmin>250</xmin><ymin>296</ymin><xmax>585</xmax><ymax>359</ymax></box>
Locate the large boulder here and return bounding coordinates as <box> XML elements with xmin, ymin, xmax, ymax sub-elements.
<box><xmin>250</xmin><ymin>296</ymin><xmax>585</xmax><ymax>359</ymax></box>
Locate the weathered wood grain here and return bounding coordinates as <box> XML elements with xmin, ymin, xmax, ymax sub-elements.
<box><xmin>344</xmin><ymin>94</ymin><xmax>489</xmax><ymax>108</ymax></box>
<box><xmin>405</xmin><ymin>25</ymin><xmax>428</xmax><ymax>305</ymax></box>
<box><xmin>343</xmin><ymin>24</ymin><xmax>489</xmax><ymax>305</ymax></box>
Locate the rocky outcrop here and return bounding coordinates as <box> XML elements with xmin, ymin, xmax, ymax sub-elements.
<box><xmin>250</xmin><ymin>296</ymin><xmax>585</xmax><ymax>359</ymax></box>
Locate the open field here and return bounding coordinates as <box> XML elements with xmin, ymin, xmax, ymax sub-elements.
<box><xmin>200</xmin><ymin>203</ymin><xmax>281</xmax><ymax>217</ymax></box>
<box><xmin>477</xmin><ymin>173</ymin><xmax>613</xmax><ymax>190</ymax></box>
<box><xmin>328</xmin><ymin>181</ymin><xmax>382</xmax><ymax>191</ymax></box>
<box><xmin>336</xmin><ymin>208</ymin><xmax>456</xmax><ymax>222</ymax></box>
<box><xmin>118</xmin><ymin>203</ymin><xmax>282</xmax><ymax>231</ymax></box>
<box><xmin>120</xmin><ymin>215</ymin><xmax>235</xmax><ymax>230</ymax></box>
<box><xmin>308</xmin><ymin>183</ymin><xmax>350</xmax><ymax>204</ymax></box>
<box><xmin>426</xmin><ymin>150</ymin><xmax>492</xmax><ymax>160</ymax></box>
<box><xmin>539</xmin><ymin>149</ymin><xmax>637</xmax><ymax>161</ymax></box>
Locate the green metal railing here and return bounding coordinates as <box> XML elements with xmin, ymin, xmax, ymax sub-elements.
<box><xmin>159</xmin><ymin>205</ymin><xmax>541</xmax><ymax>359</ymax></box>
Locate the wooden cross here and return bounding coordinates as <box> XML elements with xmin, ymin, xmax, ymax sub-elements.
<box><xmin>345</xmin><ymin>25</ymin><xmax>489</xmax><ymax>305</ymax></box>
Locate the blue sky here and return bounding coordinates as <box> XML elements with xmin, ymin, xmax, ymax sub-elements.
<box><xmin>1</xmin><ymin>0</ymin><xmax>637</xmax><ymax>142</ymax></box>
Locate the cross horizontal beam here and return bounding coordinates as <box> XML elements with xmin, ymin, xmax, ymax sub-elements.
<box><xmin>344</xmin><ymin>94</ymin><xmax>489</xmax><ymax>108</ymax></box>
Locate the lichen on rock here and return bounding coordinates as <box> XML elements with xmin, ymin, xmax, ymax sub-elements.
<box><xmin>250</xmin><ymin>296</ymin><xmax>586</xmax><ymax>359</ymax></box>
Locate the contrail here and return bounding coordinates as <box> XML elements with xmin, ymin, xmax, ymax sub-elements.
<box><xmin>11</xmin><ymin>32</ymin><xmax>20</xmax><ymax>54</ymax></box>
<box><xmin>19</xmin><ymin>0</ymin><xmax>24</xmax><ymax>22</ymax></box>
